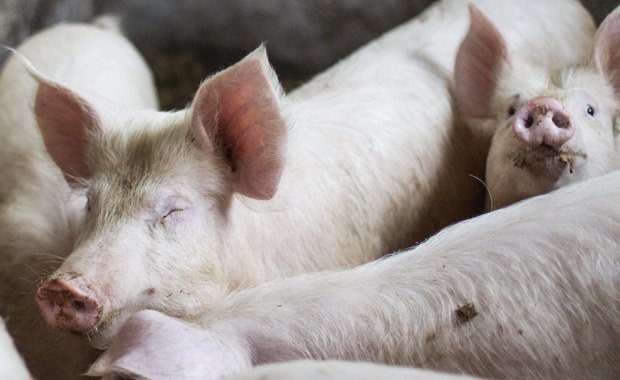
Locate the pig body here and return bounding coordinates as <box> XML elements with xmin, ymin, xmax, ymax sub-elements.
<box><xmin>0</xmin><ymin>18</ymin><xmax>158</xmax><ymax>379</ymax></box>
<box><xmin>455</xmin><ymin>5</ymin><xmax>620</xmax><ymax>211</ymax></box>
<box><xmin>34</xmin><ymin>0</ymin><xmax>594</xmax><ymax>349</ymax></box>
<box><xmin>0</xmin><ymin>318</ymin><xmax>31</xmax><ymax>380</ymax></box>
<box><xmin>227</xmin><ymin>360</ymin><xmax>481</xmax><ymax>380</ymax></box>
<box><xmin>91</xmin><ymin>170</ymin><xmax>620</xmax><ymax>380</ymax></box>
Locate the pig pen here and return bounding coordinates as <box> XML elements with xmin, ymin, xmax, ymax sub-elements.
<box><xmin>1</xmin><ymin>0</ymin><xmax>615</xmax><ymax>110</ymax></box>
<box><xmin>0</xmin><ymin>0</ymin><xmax>617</xmax><ymax>378</ymax></box>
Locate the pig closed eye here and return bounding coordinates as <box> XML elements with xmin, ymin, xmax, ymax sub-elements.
<box><xmin>152</xmin><ymin>195</ymin><xmax>191</xmax><ymax>227</ymax></box>
<box><xmin>586</xmin><ymin>105</ymin><xmax>595</xmax><ymax>117</ymax></box>
<box><xmin>160</xmin><ymin>208</ymin><xmax>184</xmax><ymax>223</ymax></box>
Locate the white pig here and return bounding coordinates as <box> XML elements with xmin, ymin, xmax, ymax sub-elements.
<box><xmin>227</xmin><ymin>360</ymin><xmax>481</xmax><ymax>380</ymax></box>
<box><xmin>90</xmin><ymin>170</ymin><xmax>620</xmax><ymax>380</ymax></box>
<box><xmin>454</xmin><ymin>4</ymin><xmax>620</xmax><ymax>211</ymax></box>
<box><xmin>33</xmin><ymin>0</ymin><xmax>594</xmax><ymax>349</ymax></box>
<box><xmin>0</xmin><ymin>317</ymin><xmax>31</xmax><ymax>380</ymax></box>
<box><xmin>0</xmin><ymin>17</ymin><xmax>158</xmax><ymax>379</ymax></box>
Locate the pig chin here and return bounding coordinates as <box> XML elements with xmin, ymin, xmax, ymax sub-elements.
<box><xmin>84</xmin><ymin>308</ymin><xmax>133</xmax><ymax>349</ymax></box>
<box><xmin>512</xmin><ymin>145</ymin><xmax>577</xmax><ymax>178</ymax></box>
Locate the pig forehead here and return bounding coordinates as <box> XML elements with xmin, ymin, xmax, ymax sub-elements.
<box><xmin>500</xmin><ymin>67</ymin><xmax>613</xmax><ymax>105</ymax></box>
<box><xmin>552</xmin><ymin>68</ymin><xmax>609</xmax><ymax>94</ymax></box>
<box><xmin>88</xmin><ymin>132</ymin><xmax>201</xmax><ymax>201</ymax></box>
<box><xmin>91</xmin><ymin>124</ymin><xmax>196</xmax><ymax>177</ymax></box>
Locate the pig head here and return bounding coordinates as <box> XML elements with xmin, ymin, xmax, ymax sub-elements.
<box><xmin>32</xmin><ymin>47</ymin><xmax>287</xmax><ymax>348</ymax></box>
<box><xmin>455</xmin><ymin>6</ymin><xmax>620</xmax><ymax>210</ymax></box>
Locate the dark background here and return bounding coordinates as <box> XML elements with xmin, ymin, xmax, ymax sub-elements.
<box><xmin>0</xmin><ymin>0</ymin><xmax>617</xmax><ymax>110</ymax></box>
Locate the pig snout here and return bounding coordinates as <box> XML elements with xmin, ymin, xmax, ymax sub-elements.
<box><xmin>36</xmin><ymin>279</ymin><xmax>101</xmax><ymax>332</ymax></box>
<box><xmin>512</xmin><ymin>97</ymin><xmax>573</xmax><ymax>150</ymax></box>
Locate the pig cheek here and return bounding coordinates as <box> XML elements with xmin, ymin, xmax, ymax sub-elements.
<box><xmin>576</xmin><ymin>117</ymin><xmax>616</xmax><ymax>177</ymax></box>
<box><xmin>485</xmin><ymin>128</ymin><xmax>519</xmax><ymax>183</ymax></box>
<box><xmin>141</xmin><ymin>213</ymin><xmax>215</xmax><ymax>315</ymax></box>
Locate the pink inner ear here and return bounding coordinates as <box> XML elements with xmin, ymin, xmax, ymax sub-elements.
<box><xmin>35</xmin><ymin>82</ymin><xmax>97</xmax><ymax>183</ymax></box>
<box><xmin>593</xmin><ymin>7</ymin><xmax>620</xmax><ymax>98</ymax></box>
<box><xmin>454</xmin><ymin>5</ymin><xmax>508</xmax><ymax>119</ymax></box>
<box><xmin>192</xmin><ymin>50</ymin><xmax>286</xmax><ymax>200</ymax></box>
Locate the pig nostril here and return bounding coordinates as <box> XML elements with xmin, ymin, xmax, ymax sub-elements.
<box><xmin>72</xmin><ymin>300</ymin><xmax>86</xmax><ymax>311</ymax></box>
<box><xmin>525</xmin><ymin>116</ymin><xmax>534</xmax><ymax>128</ymax></box>
<box><xmin>552</xmin><ymin>114</ymin><xmax>570</xmax><ymax>129</ymax></box>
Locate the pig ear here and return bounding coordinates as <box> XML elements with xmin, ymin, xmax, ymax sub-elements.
<box><xmin>191</xmin><ymin>46</ymin><xmax>286</xmax><ymax>200</ymax></box>
<box><xmin>87</xmin><ymin>310</ymin><xmax>250</xmax><ymax>379</ymax></box>
<box><xmin>454</xmin><ymin>5</ymin><xmax>508</xmax><ymax>119</ymax></box>
<box><xmin>35</xmin><ymin>81</ymin><xmax>100</xmax><ymax>183</ymax></box>
<box><xmin>592</xmin><ymin>7</ymin><xmax>620</xmax><ymax>98</ymax></box>
<box><xmin>9</xmin><ymin>48</ymin><xmax>100</xmax><ymax>183</ymax></box>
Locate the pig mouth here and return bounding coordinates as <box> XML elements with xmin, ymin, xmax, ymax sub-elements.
<box><xmin>83</xmin><ymin>307</ymin><xmax>129</xmax><ymax>349</ymax></box>
<box><xmin>512</xmin><ymin>145</ymin><xmax>585</xmax><ymax>176</ymax></box>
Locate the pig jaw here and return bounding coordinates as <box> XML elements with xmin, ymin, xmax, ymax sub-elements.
<box><xmin>510</xmin><ymin>145</ymin><xmax>582</xmax><ymax>178</ymax></box>
<box><xmin>484</xmin><ymin>129</ymin><xmax>583</xmax><ymax>210</ymax></box>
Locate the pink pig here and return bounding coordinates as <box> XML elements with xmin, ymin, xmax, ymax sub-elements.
<box><xmin>33</xmin><ymin>0</ymin><xmax>593</xmax><ymax>353</ymax></box>
<box><xmin>89</xmin><ymin>170</ymin><xmax>620</xmax><ymax>380</ymax></box>
<box><xmin>0</xmin><ymin>16</ymin><xmax>158</xmax><ymax>380</ymax></box>
<box><xmin>455</xmin><ymin>3</ymin><xmax>620</xmax><ymax>210</ymax></box>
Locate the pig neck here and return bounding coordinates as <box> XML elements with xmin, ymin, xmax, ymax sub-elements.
<box><xmin>224</xmin><ymin>37</ymin><xmax>465</xmax><ymax>283</ymax></box>
<box><xmin>225</xmin><ymin>93</ymin><xmax>415</xmax><ymax>283</ymax></box>
<box><xmin>225</xmin><ymin>131</ymin><xmax>374</xmax><ymax>281</ymax></box>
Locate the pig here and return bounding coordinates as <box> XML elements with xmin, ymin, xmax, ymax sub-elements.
<box><xmin>454</xmin><ymin>3</ymin><xmax>620</xmax><ymax>211</ymax></box>
<box><xmin>0</xmin><ymin>317</ymin><xmax>31</xmax><ymax>380</ymax></box>
<box><xmin>0</xmin><ymin>16</ymin><xmax>159</xmax><ymax>379</ymax></box>
<box><xmin>227</xmin><ymin>360</ymin><xmax>481</xmax><ymax>380</ymax></box>
<box><xmin>33</xmin><ymin>0</ymin><xmax>594</xmax><ymax>350</ymax></box>
<box><xmin>90</xmin><ymin>170</ymin><xmax>620</xmax><ymax>380</ymax></box>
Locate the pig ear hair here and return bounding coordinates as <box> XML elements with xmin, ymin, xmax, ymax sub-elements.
<box><xmin>454</xmin><ymin>5</ymin><xmax>508</xmax><ymax>119</ymax></box>
<box><xmin>8</xmin><ymin>47</ymin><xmax>100</xmax><ymax>184</ymax></box>
<box><xmin>190</xmin><ymin>45</ymin><xmax>286</xmax><ymax>200</ymax></box>
<box><xmin>592</xmin><ymin>6</ymin><xmax>620</xmax><ymax>99</ymax></box>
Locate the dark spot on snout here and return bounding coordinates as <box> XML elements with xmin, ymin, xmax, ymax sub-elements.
<box><xmin>144</xmin><ymin>288</ymin><xmax>156</xmax><ymax>296</ymax></box>
<box><xmin>455</xmin><ymin>302</ymin><xmax>478</xmax><ymax>324</ymax></box>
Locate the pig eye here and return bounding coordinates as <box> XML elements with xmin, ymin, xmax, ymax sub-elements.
<box><xmin>506</xmin><ymin>95</ymin><xmax>521</xmax><ymax>118</ymax></box>
<box><xmin>586</xmin><ymin>105</ymin><xmax>595</xmax><ymax>117</ymax></box>
<box><xmin>159</xmin><ymin>208</ymin><xmax>184</xmax><ymax>225</ymax></box>
<box><xmin>153</xmin><ymin>195</ymin><xmax>190</xmax><ymax>226</ymax></box>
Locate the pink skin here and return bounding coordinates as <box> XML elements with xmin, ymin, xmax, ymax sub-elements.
<box><xmin>36</xmin><ymin>279</ymin><xmax>101</xmax><ymax>332</ymax></box>
<box><xmin>512</xmin><ymin>97</ymin><xmax>574</xmax><ymax>150</ymax></box>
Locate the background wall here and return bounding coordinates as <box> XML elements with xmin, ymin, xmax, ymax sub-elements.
<box><xmin>0</xmin><ymin>0</ymin><xmax>617</xmax><ymax>109</ymax></box>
